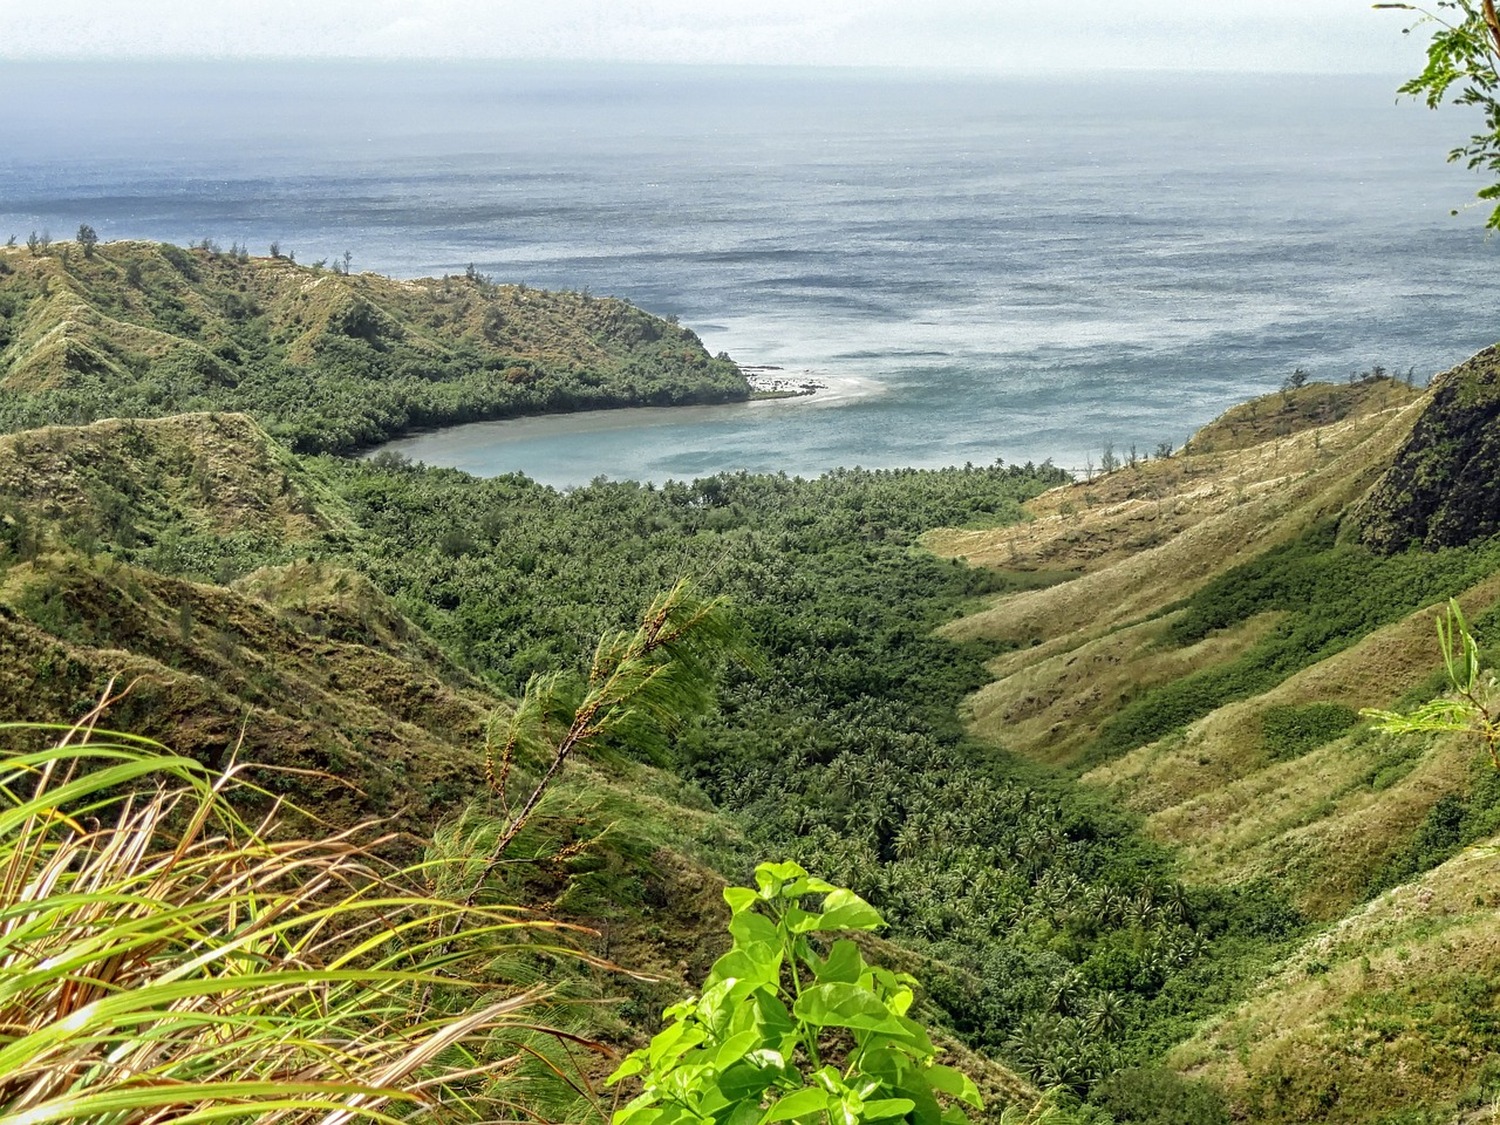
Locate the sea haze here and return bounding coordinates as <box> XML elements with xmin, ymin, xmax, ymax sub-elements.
<box><xmin>1</xmin><ymin>60</ymin><xmax>1495</xmax><ymax>484</ymax></box>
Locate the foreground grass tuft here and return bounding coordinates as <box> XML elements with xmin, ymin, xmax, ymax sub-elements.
<box><xmin>0</xmin><ymin>709</ymin><xmax>583</xmax><ymax>1124</ymax></box>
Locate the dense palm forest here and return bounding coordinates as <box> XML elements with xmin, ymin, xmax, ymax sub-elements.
<box><xmin>303</xmin><ymin>454</ymin><xmax>1300</xmax><ymax>1113</ymax></box>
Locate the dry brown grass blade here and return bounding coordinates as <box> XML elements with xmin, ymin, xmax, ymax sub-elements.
<box><xmin>0</xmin><ymin>718</ymin><xmax>599</xmax><ymax>1124</ymax></box>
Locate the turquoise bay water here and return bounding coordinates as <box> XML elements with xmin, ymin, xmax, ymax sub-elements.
<box><xmin>2</xmin><ymin>62</ymin><xmax>1495</xmax><ymax>484</ymax></box>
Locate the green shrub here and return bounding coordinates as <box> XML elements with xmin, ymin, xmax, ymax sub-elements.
<box><xmin>609</xmin><ymin>861</ymin><xmax>984</xmax><ymax>1125</ymax></box>
<box><xmin>1087</xmin><ymin>1067</ymin><xmax>1229</xmax><ymax>1124</ymax></box>
<box><xmin>1259</xmin><ymin>702</ymin><xmax>1360</xmax><ymax>761</ymax></box>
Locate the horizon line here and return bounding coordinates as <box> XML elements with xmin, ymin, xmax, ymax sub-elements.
<box><xmin>0</xmin><ymin>55</ymin><xmax>1413</xmax><ymax>79</ymax></box>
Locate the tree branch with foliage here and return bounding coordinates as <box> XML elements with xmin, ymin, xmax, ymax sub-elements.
<box><xmin>1378</xmin><ymin>0</ymin><xmax>1500</xmax><ymax>226</ymax></box>
<box><xmin>1362</xmin><ymin>597</ymin><xmax>1500</xmax><ymax>765</ymax></box>
<box><xmin>467</xmin><ymin>579</ymin><xmax>747</xmax><ymax>904</ymax></box>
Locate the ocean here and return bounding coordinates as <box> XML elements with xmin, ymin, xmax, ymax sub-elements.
<box><xmin>2</xmin><ymin>60</ymin><xmax>1494</xmax><ymax>484</ymax></box>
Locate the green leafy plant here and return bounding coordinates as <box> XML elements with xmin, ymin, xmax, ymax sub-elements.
<box><xmin>608</xmin><ymin>860</ymin><xmax>983</xmax><ymax>1125</ymax></box>
<box><xmin>1363</xmin><ymin>597</ymin><xmax>1500</xmax><ymax>765</ymax></box>
<box><xmin>0</xmin><ymin>711</ymin><xmax>584</xmax><ymax>1124</ymax></box>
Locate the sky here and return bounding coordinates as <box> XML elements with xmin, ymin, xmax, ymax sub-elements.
<box><xmin>0</xmin><ymin>0</ymin><xmax>1422</xmax><ymax>73</ymax></box>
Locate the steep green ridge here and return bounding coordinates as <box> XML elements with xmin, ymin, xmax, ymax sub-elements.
<box><xmin>0</xmin><ymin>551</ymin><xmax>488</xmax><ymax>828</ymax></box>
<box><xmin>939</xmin><ymin>377</ymin><xmax>1427</xmax><ymax>767</ymax></box>
<box><xmin>0</xmin><ymin>412</ymin><xmax>349</xmax><ymax>580</ymax></box>
<box><xmin>0</xmin><ymin>414</ymin><xmax>475</xmax><ymax>826</ymax></box>
<box><xmin>1357</xmin><ymin>344</ymin><xmax>1500</xmax><ymax>551</ymax></box>
<box><xmin>0</xmin><ymin>240</ymin><xmax>747</xmax><ymax>451</ymax></box>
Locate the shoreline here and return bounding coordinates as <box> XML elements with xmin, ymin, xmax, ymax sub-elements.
<box><xmin>358</xmin><ymin>360</ymin><xmax>889</xmax><ymax>483</ymax></box>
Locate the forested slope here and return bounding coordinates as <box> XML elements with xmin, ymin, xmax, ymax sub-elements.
<box><xmin>0</xmin><ymin>239</ymin><xmax>747</xmax><ymax>451</ymax></box>
<box><xmin>0</xmin><ymin>401</ymin><xmax>1261</xmax><ymax>1116</ymax></box>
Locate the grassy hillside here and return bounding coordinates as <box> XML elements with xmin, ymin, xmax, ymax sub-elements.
<box><xmin>934</xmin><ymin>374</ymin><xmax>1500</xmax><ymax>1119</ymax></box>
<box><xmin>0</xmin><ymin>413</ymin><xmax>478</xmax><ymax>825</ymax></box>
<box><xmin>8</xmin><ymin>246</ymin><xmax>1500</xmax><ymax>1122</ymax></box>
<box><xmin>1175</xmin><ymin>838</ymin><xmax>1500</xmax><ymax>1123</ymax></box>
<box><xmin>0</xmin><ymin>239</ymin><xmax>748</xmax><ymax>451</ymax></box>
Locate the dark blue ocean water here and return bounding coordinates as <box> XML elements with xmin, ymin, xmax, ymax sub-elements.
<box><xmin>2</xmin><ymin>61</ymin><xmax>1495</xmax><ymax>483</ymax></box>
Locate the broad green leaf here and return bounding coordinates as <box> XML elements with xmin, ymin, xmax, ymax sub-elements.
<box><xmin>754</xmin><ymin>861</ymin><xmax>808</xmax><ymax>898</ymax></box>
<box><xmin>793</xmin><ymin>982</ymin><xmax>908</xmax><ymax>1035</ymax></box>
<box><xmin>723</xmin><ymin>981</ymin><xmax>767</xmax><ymax>1035</ymax></box>
<box><xmin>751</xmin><ymin>990</ymin><xmax>797</xmax><ymax>1042</ymax></box>
<box><xmin>729</xmin><ymin>908</ymin><xmax>781</xmax><ymax>950</ymax></box>
<box><xmin>745</xmin><ymin>1048</ymin><xmax>787</xmax><ymax>1069</ymax></box>
<box><xmin>712</xmin><ymin>944</ymin><xmax>781</xmax><ymax>988</ymax></box>
<box><xmin>613</xmin><ymin>1098</ymin><xmax>663</xmax><ymax>1125</ymax></box>
<box><xmin>783</xmin><ymin>905</ymin><xmax>823</xmax><ymax>934</ymax></box>
<box><xmin>618</xmin><ymin>1087</ymin><xmax>681</xmax><ymax>1123</ymax></box>
<box><xmin>648</xmin><ymin>1019</ymin><xmax>707</xmax><ymax>1068</ymax></box>
<box><xmin>724</xmin><ymin>886</ymin><xmax>759</xmax><ymax>915</ymax></box>
<box><xmin>783</xmin><ymin>875</ymin><xmax>837</xmax><ymax>897</ymax></box>
<box><xmin>894</xmin><ymin>1073</ymin><xmax>946</xmax><ymax>1125</ymax></box>
<box><xmin>608</xmin><ymin>1052</ymin><xmax>647</xmax><ymax>1085</ymax></box>
<box><xmin>817</xmin><ymin>889</ymin><xmax>884</xmax><ymax>932</ymax></box>
<box><xmin>813</xmin><ymin>940</ymin><xmax>865</xmax><ymax>984</ymax></box>
<box><xmin>695</xmin><ymin>1080</ymin><xmax>733</xmax><ymax>1118</ymax></box>
<box><xmin>611</xmin><ymin>864</ymin><xmax>971</xmax><ymax>1125</ymax></box>
<box><xmin>887</xmin><ymin>985</ymin><xmax>914</xmax><ymax>1017</ymax></box>
<box><xmin>664</xmin><ymin>1061</ymin><xmax>717</xmax><ymax>1103</ymax></box>
<box><xmin>810</xmin><ymin>1064</ymin><xmax>845</xmax><ymax>1094</ymax></box>
<box><xmin>894</xmin><ymin>1013</ymin><xmax>935</xmax><ymax>1055</ymax></box>
<box><xmin>855</xmin><ymin>1045</ymin><xmax>910</xmax><ymax>1084</ymax></box>
<box><xmin>713</xmin><ymin>1029</ymin><xmax>760</xmax><ymax>1069</ymax></box>
<box><xmin>862</xmin><ymin>1098</ymin><xmax>917</xmax><ymax>1120</ymax></box>
<box><xmin>718</xmin><ymin>1057</ymin><xmax>785</xmax><ymax>1102</ymax></box>
<box><xmin>924</xmin><ymin>1065</ymin><xmax>983</xmax><ymax>1109</ymax></box>
<box><xmin>698</xmin><ymin>977</ymin><xmax>740</xmax><ymax>1033</ymax></box>
<box><xmin>758</xmin><ymin>1086</ymin><xmax>832</xmax><ymax>1124</ymax></box>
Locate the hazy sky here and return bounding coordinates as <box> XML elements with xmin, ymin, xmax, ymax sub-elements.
<box><xmin>0</xmin><ymin>0</ymin><xmax>1420</xmax><ymax>73</ymax></box>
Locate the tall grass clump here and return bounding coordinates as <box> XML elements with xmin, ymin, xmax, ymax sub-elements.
<box><xmin>0</xmin><ymin>710</ymin><xmax>584</xmax><ymax>1124</ymax></box>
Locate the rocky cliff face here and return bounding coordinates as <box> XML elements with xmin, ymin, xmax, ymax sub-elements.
<box><xmin>1356</xmin><ymin>346</ymin><xmax>1500</xmax><ymax>551</ymax></box>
